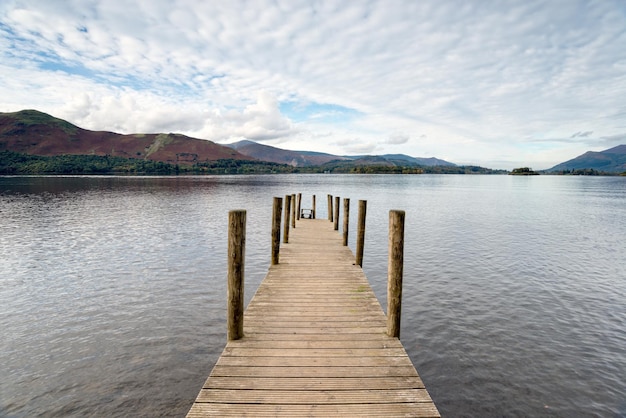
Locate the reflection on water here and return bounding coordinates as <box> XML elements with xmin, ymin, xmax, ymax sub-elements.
<box><xmin>1</xmin><ymin>175</ymin><xmax>625</xmax><ymax>417</ymax></box>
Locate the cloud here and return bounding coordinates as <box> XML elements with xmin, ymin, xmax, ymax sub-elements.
<box><xmin>1</xmin><ymin>0</ymin><xmax>626</xmax><ymax>169</ymax></box>
<box><xmin>386</xmin><ymin>133</ymin><xmax>410</xmax><ymax>145</ymax></box>
<box><xmin>571</xmin><ymin>131</ymin><xmax>594</xmax><ymax>138</ymax></box>
<box><xmin>334</xmin><ymin>138</ymin><xmax>377</xmax><ymax>155</ymax></box>
<box><xmin>230</xmin><ymin>91</ymin><xmax>298</xmax><ymax>141</ymax></box>
<box><xmin>57</xmin><ymin>89</ymin><xmax>298</xmax><ymax>142</ymax></box>
<box><xmin>599</xmin><ymin>133</ymin><xmax>626</xmax><ymax>148</ymax></box>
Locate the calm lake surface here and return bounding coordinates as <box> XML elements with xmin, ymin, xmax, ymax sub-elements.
<box><xmin>1</xmin><ymin>174</ymin><xmax>625</xmax><ymax>417</ymax></box>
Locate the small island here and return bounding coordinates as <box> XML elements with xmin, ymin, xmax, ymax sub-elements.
<box><xmin>509</xmin><ymin>167</ymin><xmax>540</xmax><ymax>175</ymax></box>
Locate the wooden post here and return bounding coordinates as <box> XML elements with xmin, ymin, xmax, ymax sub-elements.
<box><xmin>342</xmin><ymin>198</ymin><xmax>350</xmax><ymax>246</ymax></box>
<box><xmin>291</xmin><ymin>194</ymin><xmax>296</xmax><ymax>228</ymax></box>
<box><xmin>283</xmin><ymin>194</ymin><xmax>292</xmax><ymax>243</ymax></box>
<box><xmin>312</xmin><ymin>195</ymin><xmax>316</xmax><ymax>219</ymax></box>
<box><xmin>227</xmin><ymin>210</ymin><xmax>246</xmax><ymax>341</ymax></box>
<box><xmin>297</xmin><ymin>193</ymin><xmax>302</xmax><ymax>220</ymax></box>
<box><xmin>271</xmin><ymin>197</ymin><xmax>282</xmax><ymax>265</ymax></box>
<box><xmin>387</xmin><ymin>210</ymin><xmax>405</xmax><ymax>339</ymax></box>
<box><xmin>333</xmin><ymin>196</ymin><xmax>340</xmax><ymax>230</ymax></box>
<box><xmin>356</xmin><ymin>200</ymin><xmax>367</xmax><ymax>267</ymax></box>
<box><xmin>328</xmin><ymin>194</ymin><xmax>333</xmax><ymax>222</ymax></box>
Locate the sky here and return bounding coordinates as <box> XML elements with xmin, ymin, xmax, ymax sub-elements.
<box><xmin>1</xmin><ymin>0</ymin><xmax>626</xmax><ymax>170</ymax></box>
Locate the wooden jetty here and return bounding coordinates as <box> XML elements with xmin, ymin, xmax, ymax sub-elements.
<box><xmin>187</xmin><ymin>197</ymin><xmax>440</xmax><ymax>417</ymax></box>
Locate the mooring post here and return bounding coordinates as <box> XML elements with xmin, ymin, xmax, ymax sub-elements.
<box><xmin>283</xmin><ymin>194</ymin><xmax>292</xmax><ymax>243</ymax></box>
<box><xmin>271</xmin><ymin>197</ymin><xmax>282</xmax><ymax>265</ymax></box>
<box><xmin>387</xmin><ymin>210</ymin><xmax>405</xmax><ymax>339</ymax></box>
<box><xmin>328</xmin><ymin>194</ymin><xmax>333</xmax><ymax>222</ymax></box>
<box><xmin>334</xmin><ymin>196</ymin><xmax>340</xmax><ymax>230</ymax></box>
<box><xmin>342</xmin><ymin>198</ymin><xmax>350</xmax><ymax>246</ymax></box>
<box><xmin>356</xmin><ymin>200</ymin><xmax>367</xmax><ymax>267</ymax></box>
<box><xmin>296</xmin><ymin>193</ymin><xmax>302</xmax><ymax>220</ymax></box>
<box><xmin>291</xmin><ymin>194</ymin><xmax>296</xmax><ymax>228</ymax></box>
<box><xmin>312</xmin><ymin>195</ymin><xmax>316</xmax><ymax>219</ymax></box>
<box><xmin>227</xmin><ymin>210</ymin><xmax>246</xmax><ymax>341</ymax></box>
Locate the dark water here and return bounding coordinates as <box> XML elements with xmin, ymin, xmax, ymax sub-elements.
<box><xmin>1</xmin><ymin>175</ymin><xmax>624</xmax><ymax>417</ymax></box>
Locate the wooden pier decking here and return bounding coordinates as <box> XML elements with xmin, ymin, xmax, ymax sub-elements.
<box><xmin>187</xmin><ymin>217</ymin><xmax>440</xmax><ymax>417</ymax></box>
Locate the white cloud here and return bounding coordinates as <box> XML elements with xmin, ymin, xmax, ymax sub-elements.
<box><xmin>1</xmin><ymin>0</ymin><xmax>626</xmax><ymax>169</ymax></box>
<box><xmin>386</xmin><ymin>133</ymin><xmax>410</xmax><ymax>145</ymax></box>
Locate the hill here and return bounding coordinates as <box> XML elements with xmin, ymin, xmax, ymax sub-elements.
<box><xmin>349</xmin><ymin>153</ymin><xmax>456</xmax><ymax>167</ymax></box>
<box><xmin>227</xmin><ymin>140</ymin><xmax>456</xmax><ymax>168</ymax></box>
<box><xmin>0</xmin><ymin>110</ymin><xmax>252</xmax><ymax>164</ymax></box>
<box><xmin>547</xmin><ymin>145</ymin><xmax>626</xmax><ymax>173</ymax></box>
<box><xmin>226</xmin><ymin>140</ymin><xmax>348</xmax><ymax>166</ymax></box>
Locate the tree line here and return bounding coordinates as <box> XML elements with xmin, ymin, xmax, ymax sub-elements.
<box><xmin>1</xmin><ymin>150</ymin><xmax>508</xmax><ymax>175</ymax></box>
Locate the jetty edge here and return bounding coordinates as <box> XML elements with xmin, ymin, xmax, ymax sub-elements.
<box><xmin>187</xmin><ymin>194</ymin><xmax>441</xmax><ymax>417</ymax></box>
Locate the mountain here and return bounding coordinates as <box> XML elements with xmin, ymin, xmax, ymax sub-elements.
<box><xmin>0</xmin><ymin>109</ymin><xmax>252</xmax><ymax>164</ymax></box>
<box><xmin>227</xmin><ymin>140</ymin><xmax>456</xmax><ymax>167</ymax></box>
<box><xmin>348</xmin><ymin>153</ymin><xmax>456</xmax><ymax>167</ymax></box>
<box><xmin>226</xmin><ymin>140</ymin><xmax>347</xmax><ymax>166</ymax></box>
<box><xmin>547</xmin><ymin>145</ymin><xmax>626</xmax><ymax>173</ymax></box>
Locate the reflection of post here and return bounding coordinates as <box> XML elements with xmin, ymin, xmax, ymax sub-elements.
<box><xmin>271</xmin><ymin>197</ymin><xmax>282</xmax><ymax>265</ymax></box>
<box><xmin>334</xmin><ymin>196</ymin><xmax>340</xmax><ymax>231</ymax></box>
<box><xmin>291</xmin><ymin>194</ymin><xmax>296</xmax><ymax>228</ymax></box>
<box><xmin>387</xmin><ymin>210</ymin><xmax>405</xmax><ymax>339</ymax></box>
<box><xmin>283</xmin><ymin>194</ymin><xmax>292</xmax><ymax>243</ymax></box>
<box><xmin>227</xmin><ymin>210</ymin><xmax>246</xmax><ymax>341</ymax></box>
<box><xmin>296</xmin><ymin>193</ymin><xmax>302</xmax><ymax>220</ymax></box>
<box><xmin>328</xmin><ymin>194</ymin><xmax>333</xmax><ymax>222</ymax></box>
<box><xmin>342</xmin><ymin>198</ymin><xmax>350</xmax><ymax>246</ymax></box>
<box><xmin>312</xmin><ymin>195</ymin><xmax>316</xmax><ymax>219</ymax></box>
<box><xmin>356</xmin><ymin>200</ymin><xmax>367</xmax><ymax>267</ymax></box>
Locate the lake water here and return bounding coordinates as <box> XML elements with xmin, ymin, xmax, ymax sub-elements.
<box><xmin>1</xmin><ymin>174</ymin><xmax>625</xmax><ymax>417</ymax></box>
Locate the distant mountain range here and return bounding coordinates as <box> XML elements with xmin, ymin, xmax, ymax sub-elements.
<box><xmin>226</xmin><ymin>140</ymin><xmax>455</xmax><ymax>167</ymax></box>
<box><xmin>3</xmin><ymin>109</ymin><xmax>624</xmax><ymax>173</ymax></box>
<box><xmin>547</xmin><ymin>145</ymin><xmax>626</xmax><ymax>173</ymax></box>
<box><xmin>0</xmin><ymin>109</ymin><xmax>457</xmax><ymax>168</ymax></box>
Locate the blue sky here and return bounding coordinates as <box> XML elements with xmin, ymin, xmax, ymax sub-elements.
<box><xmin>1</xmin><ymin>0</ymin><xmax>626</xmax><ymax>169</ymax></box>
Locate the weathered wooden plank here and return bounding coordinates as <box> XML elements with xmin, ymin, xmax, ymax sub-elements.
<box><xmin>242</xmin><ymin>320</ymin><xmax>386</xmax><ymax>329</ymax></box>
<box><xmin>188</xmin><ymin>402</ymin><xmax>441</xmax><ymax>417</ymax></box>
<box><xmin>195</xmin><ymin>388</ymin><xmax>434</xmax><ymax>404</ymax></box>
<box><xmin>216</xmin><ymin>355</ymin><xmax>416</xmax><ymax>368</ymax></box>
<box><xmin>209</xmin><ymin>365</ymin><xmax>419</xmax><ymax>378</ymax></box>
<box><xmin>203</xmin><ymin>376</ymin><xmax>426</xmax><ymax>390</ymax></box>
<box><xmin>221</xmin><ymin>347</ymin><xmax>409</xmax><ymax>357</ymax></box>
<box><xmin>225</xmin><ymin>338</ymin><xmax>403</xmax><ymax>349</ymax></box>
<box><xmin>244</xmin><ymin>314</ymin><xmax>385</xmax><ymax>322</ymax></box>
<box><xmin>227</xmin><ymin>332</ymin><xmax>392</xmax><ymax>341</ymax></box>
<box><xmin>245</xmin><ymin>327</ymin><xmax>388</xmax><ymax>334</ymax></box>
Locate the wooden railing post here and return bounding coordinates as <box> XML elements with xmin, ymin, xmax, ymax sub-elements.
<box><xmin>356</xmin><ymin>200</ymin><xmax>367</xmax><ymax>267</ymax></box>
<box><xmin>312</xmin><ymin>195</ymin><xmax>316</xmax><ymax>219</ymax></box>
<box><xmin>387</xmin><ymin>210</ymin><xmax>405</xmax><ymax>339</ymax></box>
<box><xmin>334</xmin><ymin>196</ymin><xmax>340</xmax><ymax>231</ymax></box>
<box><xmin>328</xmin><ymin>194</ymin><xmax>333</xmax><ymax>222</ymax></box>
<box><xmin>271</xmin><ymin>197</ymin><xmax>282</xmax><ymax>265</ymax></box>
<box><xmin>342</xmin><ymin>198</ymin><xmax>350</xmax><ymax>246</ymax></box>
<box><xmin>291</xmin><ymin>194</ymin><xmax>296</xmax><ymax>228</ymax></box>
<box><xmin>227</xmin><ymin>210</ymin><xmax>246</xmax><ymax>341</ymax></box>
<box><xmin>283</xmin><ymin>194</ymin><xmax>292</xmax><ymax>243</ymax></box>
<box><xmin>297</xmin><ymin>193</ymin><xmax>302</xmax><ymax>220</ymax></box>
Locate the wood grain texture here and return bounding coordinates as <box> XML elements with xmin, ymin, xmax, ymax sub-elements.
<box><xmin>187</xmin><ymin>218</ymin><xmax>440</xmax><ymax>417</ymax></box>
